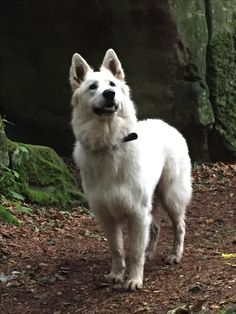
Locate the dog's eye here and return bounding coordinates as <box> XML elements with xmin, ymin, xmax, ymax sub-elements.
<box><xmin>109</xmin><ymin>81</ymin><xmax>116</xmax><ymax>87</ymax></box>
<box><xmin>89</xmin><ymin>83</ymin><xmax>98</xmax><ymax>90</ymax></box>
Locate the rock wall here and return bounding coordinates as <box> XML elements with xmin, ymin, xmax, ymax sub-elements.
<box><xmin>0</xmin><ymin>115</ymin><xmax>9</xmax><ymax>167</ymax></box>
<box><xmin>205</xmin><ymin>1</ymin><xmax>236</xmax><ymax>161</ymax></box>
<box><xmin>0</xmin><ymin>0</ymin><xmax>235</xmax><ymax>161</ymax></box>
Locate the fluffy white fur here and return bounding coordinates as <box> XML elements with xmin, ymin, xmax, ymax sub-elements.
<box><xmin>69</xmin><ymin>49</ymin><xmax>192</xmax><ymax>291</ymax></box>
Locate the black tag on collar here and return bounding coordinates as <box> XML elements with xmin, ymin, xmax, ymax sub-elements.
<box><xmin>122</xmin><ymin>132</ymin><xmax>138</xmax><ymax>143</ymax></box>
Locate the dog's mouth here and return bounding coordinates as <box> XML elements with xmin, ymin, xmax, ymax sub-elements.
<box><xmin>93</xmin><ymin>103</ymin><xmax>118</xmax><ymax>117</ymax></box>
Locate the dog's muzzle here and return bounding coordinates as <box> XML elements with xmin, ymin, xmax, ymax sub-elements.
<box><xmin>93</xmin><ymin>89</ymin><xmax>118</xmax><ymax>116</ymax></box>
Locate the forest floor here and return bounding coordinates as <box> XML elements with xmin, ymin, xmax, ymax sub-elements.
<box><xmin>0</xmin><ymin>162</ymin><xmax>236</xmax><ymax>314</ymax></box>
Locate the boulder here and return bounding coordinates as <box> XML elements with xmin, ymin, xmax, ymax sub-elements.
<box><xmin>0</xmin><ymin>122</ymin><xmax>84</xmax><ymax>207</ymax></box>
<box><xmin>0</xmin><ymin>0</ymin><xmax>235</xmax><ymax>161</ymax></box>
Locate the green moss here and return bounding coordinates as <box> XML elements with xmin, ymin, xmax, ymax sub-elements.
<box><xmin>196</xmin><ymin>88</ymin><xmax>215</xmax><ymax>126</ymax></box>
<box><xmin>207</xmin><ymin>31</ymin><xmax>236</xmax><ymax>153</ymax></box>
<box><xmin>170</xmin><ymin>0</ymin><xmax>209</xmax><ymax>84</ymax></box>
<box><xmin>0</xmin><ymin>204</ymin><xmax>20</xmax><ymax>226</ymax></box>
<box><xmin>1</xmin><ymin>141</ymin><xmax>84</xmax><ymax>208</ymax></box>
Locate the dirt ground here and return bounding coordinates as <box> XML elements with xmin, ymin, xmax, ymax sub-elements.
<box><xmin>0</xmin><ymin>163</ymin><xmax>236</xmax><ymax>314</ymax></box>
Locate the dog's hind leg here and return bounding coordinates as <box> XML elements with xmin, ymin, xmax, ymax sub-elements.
<box><xmin>159</xmin><ymin>162</ymin><xmax>191</xmax><ymax>264</ymax></box>
<box><xmin>124</xmin><ymin>211</ymin><xmax>151</xmax><ymax>290</ymax></box>
<box><xmin>165</xmin><ymin>207</ymin><xmax>186</xmax><ymax>264</ymax></box>
<box><xmin>145</xmin><ymin>211</ymin><xmax>160</xmax><ymax>261</ymax></box>
<box><xmin>161</xmin><ymin>184</ymin><xmax>189</xmax><ymax>264</ymax></box>
<box><xmin>98</xmin><ymin>216</ymin><xmax>126</xmax><ymax>283</ymax></box>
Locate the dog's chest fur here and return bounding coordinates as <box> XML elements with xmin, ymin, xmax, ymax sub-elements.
<box><xmin>78</xmin><ymin>142</ymin><xmax>143</xmax><ymax>219</ymax></box>
<box><xmin>81</xmin><ymin>141</ymin><xmax>136</xmax><ymax>181</ymax></box>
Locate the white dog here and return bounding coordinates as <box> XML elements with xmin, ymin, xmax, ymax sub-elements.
<box><xmin>69</xmin><ymin>49</ymin><xmax>192</xmax><ymax>291</ymax></box>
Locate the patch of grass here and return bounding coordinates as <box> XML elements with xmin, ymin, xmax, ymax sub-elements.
<box><xmin>0</xmin><ymin>204</ymin><xmax>20</xmax><ymax>226</ymax></box>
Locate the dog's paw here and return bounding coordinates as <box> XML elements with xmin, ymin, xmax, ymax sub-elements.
<box><xmin>123</xmin><ymin>278</ymin><xmax>143</xmax><ymax>291</ymax></box>
<box><xmin>145</xmin><ymin>249</ymin><xmax>156</xmax><ymax>261</ymax></box>
<box><xmin>105</xmin><ymin>272</ymin><xmax>124</xmax><ymax>284</ymax></box>
<box><xmin>165</xmin><ymin>254</ymin><xmax>181</xmax><ymax>265</ymax></box>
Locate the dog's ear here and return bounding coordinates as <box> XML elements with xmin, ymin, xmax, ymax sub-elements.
<box><xmin>101</xmin><ymin>49</ymin><xmax>125</xmax><ymax>80</ymax></box>
<box><xmin>69</xmin><ymin>53</ymin><xmax>92</xmax><ymax>90</ymax></box>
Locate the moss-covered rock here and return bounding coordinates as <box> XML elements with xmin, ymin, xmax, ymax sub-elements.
<box><xmin>167</xmin><ymin>1</ymin><xmax>215</xmax><ymax>161</ymax></box>
<box><xmin>1</xmin><ymin>139</ymin><xmax>84</xmax><ymax>208</ymax></box>
<box><xmin>0</xmin><ymin>1</ymin><xmax>236</xmax><ymax>161</ymax></box>
<box><xmin>205</xmin><ymin>1</ymin><xmax>236</xmax><ymax>161</ymax></box>
<box><xmin>0</xmin><ymin>116</ymin><xmax>9</xmax><ymax>168</ymax></box>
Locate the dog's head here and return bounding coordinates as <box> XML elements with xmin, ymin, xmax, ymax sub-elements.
<box><xmin>69</xmin><ymin>49</ymin><xmax>132</xmax><ymax>119</ymax></box>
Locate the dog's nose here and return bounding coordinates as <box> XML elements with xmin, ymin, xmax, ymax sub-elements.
<box><xmin>103</xmin><ymin>89</ymin><xmax>115</xmax><ymax>101</ymax></box>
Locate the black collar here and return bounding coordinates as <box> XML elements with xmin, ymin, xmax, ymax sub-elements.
<box><xmin>88</xmin><ymin>132</ymin><xmax>138</xmax><ymax>153</ymax></box>
<box><xmin>111</xmin><ymin>132</ymin><xmax>138</xmax><ymax>150</ymax></box>
<box><xmin>122</xmin><ymin>132</ymin><xmax>138</xmax><ymax>143</ymax></box>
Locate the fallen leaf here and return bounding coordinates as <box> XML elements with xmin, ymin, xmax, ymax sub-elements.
<box><xmin>226</xmin><ymin>263</ymin><xmax>236</xmax><ymax>268</ymax></box>
<box><xmin>167</xmin><ymin>305</ymin><xmax>190</xmax><ymax>314</ymax></box>
<box><xmin>222</xmin><ymin>253</ymin><xmax>236</xmax><ymax>259</ymax></box>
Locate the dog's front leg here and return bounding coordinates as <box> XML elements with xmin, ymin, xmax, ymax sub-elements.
<box><xmin>98</xmin><ymin>217</ymin><xmax>125</xmax><ymax>283</ymax></box>
<box><xmin>124</xmin><ymin>212</ymin><xmax>151</xmax><ymax>291</ymax></box>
